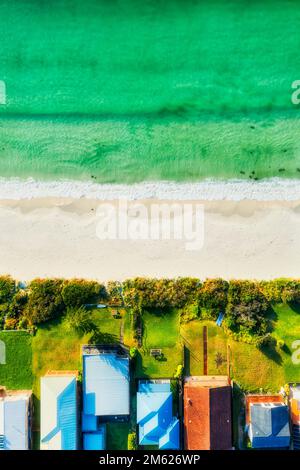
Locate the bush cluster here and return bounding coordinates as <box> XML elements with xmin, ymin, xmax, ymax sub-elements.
<box><xmin>0</xmin><ymin>276</ymin><xmax>299</xmax><ymax>340</ymax></box>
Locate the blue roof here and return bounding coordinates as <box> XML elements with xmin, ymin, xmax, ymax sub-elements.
<box><xmin>159</xmin><ymin>419</ymin><xmax>180</xmax><ymax>450</ymax></box>
<box><xmin>249</xmin><ymin>403</ymin><xmax>290</xmax><ymax>449</ymax></box>
<box><xmin>83</xmin><ymin>425</ymin><xmax>106</xmax><ymax>450</ymax></box>
<box><xmin>83</xmin><ymin>353</ymin><xmax>129</xmax><ymax>417</ymax></box>
<box><xmin>82</xmin><ymin>413</ymin><xmax>98</xmax><ymax>432</ymax></box>
<box><xmin>137</xmin><ymin>381</ymin><xmax>180</xmax><ymax>449</ymax></box>
<box><xmin>2</xmin><ymin>398</ymin><xmax>28</xmax><ymax>450</ymax></box>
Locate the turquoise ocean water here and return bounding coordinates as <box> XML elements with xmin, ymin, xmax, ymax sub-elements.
<box><xmin>0</xmin><ymin>0</ymin><xmax>300</xmax><ymax>183</ymax></box>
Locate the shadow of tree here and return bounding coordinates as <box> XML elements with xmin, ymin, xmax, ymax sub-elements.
<box><xmin>287</xmin><ymin>302</ymin><xmax>300</xmax><ymax>314</ymax></box>
<box><xmin>89</xmin><ymin>327</ymin><xmax>118</xmax><ymax>345</ymax></box>
<box><xmin>259</xmin><ymin>343</ymin><xmax>283</xmax><ymax>365</ymax></box>
<box><xmin>183</xmin><ymin>345</ymin><xmax>191</xmax><ymax>376</ymax></box>
<box><xmin>265</xmin><ymin>306</ymin><xmax>278</xmax><ymax>334</ymax></box>
<box><xmin>134</xmin><ymin>350</ymin><xmax>150</xmax><ymax>379</ymax></box>
<box><xmin>282</xmin><ymin>343</ymin><xmax>292</xmax><ymax>356</ymax></box>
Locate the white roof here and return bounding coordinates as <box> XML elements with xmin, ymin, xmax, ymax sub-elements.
<box><xmin>40</xmin><ymin>375</ymin><xmax>77</xmax><ymax>450</ymax></box>
<box><xmin>0</xmin><ymin>400</ymin><xmax>4</xmax><ymax>436</ymax></box>
<box><xmin>0</xmin><ymin>393</ymin><xmax>30</xmax><ymax>450</ymax></box>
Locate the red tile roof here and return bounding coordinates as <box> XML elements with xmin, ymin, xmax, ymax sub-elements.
<box><xmin>184</xmin><ymin>377</ymin><xmax>232</xmax><ymax>450</ymax></box>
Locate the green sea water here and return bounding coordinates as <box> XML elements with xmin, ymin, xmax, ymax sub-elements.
<box><xmin>1</xmin><ymin>0</ymin><xmax>300</xmax><ymax>183</ymax></box>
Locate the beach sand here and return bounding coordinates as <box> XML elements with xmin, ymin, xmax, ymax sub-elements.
<box><xmin>0</xmin><ymin>197</ymin><xmax>299</xmax><ymax>281</ymax></box>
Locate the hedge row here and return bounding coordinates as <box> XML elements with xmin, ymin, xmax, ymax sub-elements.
<box><xmin>0</xmin><ymin>276</ymin><xmax>300</xmax><ymax>336</ymax></box>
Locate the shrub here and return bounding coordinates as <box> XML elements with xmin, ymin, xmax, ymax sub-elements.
<box><xmin>7</xmin><ymin>290</ymin><xmax>28</xmax><ymax>320</ymax></box>
<box><xmin>61</xmin><ymin>279</ymin><xmax>104</xmax><ymax>308</ymax></box>
<box><xmin>256</xmin><ymin>333</ymin><xmax>277</xmax><ymax>349</ymax></box>
<box><xmin>174</xmin><ymin>364</ymin><xmax>184</xmax><ymax>379</ymax></box>
<box><xmin>25</xmin><ymin>278</ymin><xmax>64</xmax><ymax>325</ymax></box>
<box><xmin>64</xmin><ymin>306</ymin><xmax>95</xmax><ymax>334</ymax></box>
<box><xmin>4</xmin><ymin>318</ymin><xmax>18</xmax><ymax>330</ymax></box>
<box><xmin>259</xmin><ymin>279</ymin><xmax>300</xmax><ymax>304</ymax></box>
<box><xmin>0</xmin><ymin>275</ymin><xmax>16</xmax><ymax>304</ymax></box>
<box><xmin>18</xmin><ymin>317</ymin><xmax>29</xmax><ymax>330</ymax></box>
<box><xmin>123</xmin><ymin>277</ymin><xmax>200</xmax><ymax>310</ymax></box>
<box><xmin>179</xmin><ymin>302</ymin><xmax>199</xmax><ymax>323</ymax></box>
<box><xmin>199</xmin><ymin>278</ymin><xmax>229</xmax><ymax>312</ymax></box>
<box><xmin>128</xmin><ymin>432</ymin><xmax>137</xmax><ymax>450</ymax></box>
<box><xmin>129</xmin><ymin>346</ymin><xmax>138</xmax><ymax>359</ymax></box>
<box><xmin>226</xmin><ymin>280</ymin><xmax>269</xmax><ymax>336</ymax></box>
<box><xmin>0</xmin><ymin>305</ymin><xmax>6</xmax><ymax>329</ymax></box>
<box><xmin>276</xmin><ymin>339</ymin><xmax>285</xmax><ymax>350</ymax></box>
<box><xmin>106</xmin><ymin>281</ymin><xmax>123</xmax><ymax>306</ymax></box>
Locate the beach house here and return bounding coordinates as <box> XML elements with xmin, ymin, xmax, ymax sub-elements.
<box><xmin>0</xmin><ymin>387</ymin><xmax>32</xmax><ymax>450</ymax></box>
<box><xmin>184</xmin><ymin>376</ymin><xmax>232</xmax><ymax>450</ymax></box>
<box><xmin>137</xmin><ymin>379</ymin><xmax>180</xmax><ymax>449</ymax></box>
<box><xmin>246</xmin><ymin>395</ymin><xmax>290</xmax><ymax>449</ymax></box>
<box><xmin>82</xmin><ymin>345</ymin><xmax>130</xmax><ymax>450</ymax></box>
<box><xmin>40</xmin><ymin>371</ymin><xmax>78</xmax><ymax>450</ymax></box>
<box><xmin>289</xmin><ymin>384</ymin><xmax>300</xmax><ymax>450</ymax></box>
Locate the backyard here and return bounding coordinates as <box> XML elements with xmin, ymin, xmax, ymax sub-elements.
<box><xmin>1</xmin><ymin>302</ymin><xmax>300</xmax><ymax>449</ymax></box>
<box><xmin>132</xmin><ymin>304</ymin><xmax>300</xmax><ymax>392</ymax></box>
<box><xmin>0</xmin><ymin>330</ymin><xmax>33</xmax><ymax>390</ymax></box>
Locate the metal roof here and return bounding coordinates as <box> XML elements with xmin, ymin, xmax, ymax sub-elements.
<box><xmin>40</xmin><ymin>375</ymin><xmax>77</xmax><ymax>450</ymax></box>
<box><xmin>83</xmin><ymin>425</ymin><xmax>106</xmax><ymax>450</ymax></box>
<box><xmin>0</xmin><ymin>394</ymin><xmax>30</xmax><ymax>450</ymax></box>
<box><xmin>137</xmin><ymin>381</ymin><xmax>179</xmax><ymax>449</ymax></box>
<box><xmin>249</xmin><ymin>403</ymin><xmax>290</xmax><ymax>449</ymax></box>
<box><xmin>83</xmin><ymin>353</ymin><xmax>130</xmax><ymax>417</ymax></box>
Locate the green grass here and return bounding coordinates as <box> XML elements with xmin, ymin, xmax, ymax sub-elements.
<box><xmin>146</xmin><ymin>305</ymin><xmax>300</xmax><ymax>392</ymax></box>
<box><xmin>31</xmin><ymin>307</ymin><xmax>126</xmax><ymax>439</ymax></box>
<box><xmin>0</xmin><ymin>331</ymin><xmax>33</xmax><ymax>389</ymax></box>
<box><xmin>106</xmin><ymin>422</ymin><xmax>131</xmax><ymax>450</ymax></box>
<box><xmin>31</xmin><ymin>307</ymin><xmax>124</xmax><ymax>397</ymax></box>
<box><xmin>135</xmin><ymin>309</ymin><xmax>182</xmax><ymax>378</ymax></box>
<box><xmin>1</xmin><ymin>302</ymin><xmax>300</xmax><ymax>450</ymax></box>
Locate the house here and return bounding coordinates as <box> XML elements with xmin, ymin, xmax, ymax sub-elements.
<box><xmin>0</xmin><ymin>387</ymin><xmax>32</xmax><ymax>450</ymax></box>
<box><xmin>82</xmin><ymin>346</ymin><xmax>130</xmax><ymax>450</ymax></box>
<box><xmin>184</xmin><ymin>376</ymin><xmax>232</xmax><ymax>450</ymax></box>
<box><xmin>83</xmin><ymin>425</ymin><xmax>106</xmax><ymax>450</ymax></box>
<box><xmin>246</xmin><ymin>395</ymin><xmax>290</xmax><ymax>449</ymax></box>
<box><xmin>137</xmin><ymin>380</ymin><xmax>180</xmax><ymax>449</ymax></box>
<box><xmin>40</xmin><ymin>371</ymin><xmax>78</xmax><ymax>450</ymax></box>
<box><xmin>289</xmin><ymin>385</ymin><xmax>300</xmax><ymax>450</ymax></box>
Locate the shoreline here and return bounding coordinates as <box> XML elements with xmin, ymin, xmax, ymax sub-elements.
<box><xmin>0</xmin><ymin>197</ymin><xmax>299</xmax><ymax>281</ymax></box>
<box><xmin>0</xmin><ymin>177</ymin><xmax>300</xmax><ymax>201</ymax></box>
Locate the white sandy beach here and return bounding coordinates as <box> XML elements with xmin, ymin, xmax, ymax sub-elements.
<box><xmin>0</xmin><ymin>196</ymin><xmax>299</xmax><ymax>281</ymax></box>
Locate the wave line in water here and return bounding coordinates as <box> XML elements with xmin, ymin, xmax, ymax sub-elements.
<box><xmin>0</xmin><ymin>177</ymin><xmax>300</xmax><ymax>201</ymax></box>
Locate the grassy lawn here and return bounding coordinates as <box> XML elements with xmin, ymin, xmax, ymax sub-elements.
<box><xmin>106</xmin><ymin>422</ymin><xmax>131</xmax><ymax>450</ymax></box>
<box><xmin>180</xmin><ymin>320</ymin><xmax>228</xmax><ymax>376</ymax></box>
<box><xmin>135</xmin><ymin>309</ymin><xmax>182</xmax><ymax>378</ymax></box>
<box><xmin>1</xmin><ymin>302</ymin><xmax>300</xmax><ymax>450</ymax></box>
<box><xmin>0</xmin><ymin>331</ymin><xmax>33</xmax><ymax>390</ymax></box>
<box><xmin>31</xmin><ymin>307</ymin><xmax>125</xmax><ymax>397</ymax></box>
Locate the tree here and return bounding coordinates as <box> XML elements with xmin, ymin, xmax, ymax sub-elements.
<box><xmin>25</xmin><ymin>278</ymin><xmax>64</xmax><ymax>325</ymax></box>
<box><xmin>226</xmin><ymin>280</ymin><xmax>269</xmax><ymax>335</ymax></box>
<box><xmin>106</xmin><ymin>281</ymin><xmax>123</xmax><ymax>306</ymax></box>
<box><xmin>199</xmin><ymin>278</ymin><xmax>229</xmax><ymax>312</ymax></box>
<box><xmin>7</xmin><ymin>290</ymin><xmax>28</xmax><ymax>320</ymax></box>
<box><xmin>0</xmin><ymin>275</ymin><xmax>16</xmax><ymax>304</ymax></box>
<box><xmin>64</xmin><ymin>306</ymin><xmax>95</xmax><ymax>334</ymax></box>
<box><xmin>123</xmin><ymin>277</ymin><xmax>200</xmax><ymax>310</ymax></box>
<box><xmin>61</xmin><ymin>279</ymin><xmax>104</xmax><ymax>308</ymax></box>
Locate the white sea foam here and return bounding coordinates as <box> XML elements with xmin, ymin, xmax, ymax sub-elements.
<box><xmin>0</xmin><ymin>177</ymin><xmax>299</xmax><ymax>201</ymax></box>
